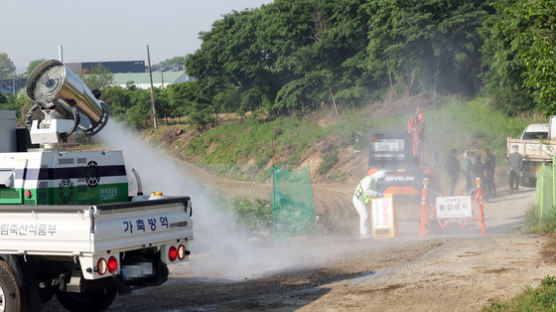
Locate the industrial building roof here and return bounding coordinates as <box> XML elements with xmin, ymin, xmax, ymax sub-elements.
<box><xmin>111</xmin><ymin>72</ymin><xmax>187</xmax><ymax>86</ymax></box>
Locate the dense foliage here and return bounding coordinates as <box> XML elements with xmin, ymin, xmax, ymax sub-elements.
<box><xmin>184</xmin><ymin>0</ymin><xmax>489</xmax><ymax>119</ymax></box>
<box><xmin>1</xmin><ymin>0</ymin><xmax>555</xmax><ymax>127</ymax></box>
<box><xmin>481</xmin><ymin>0</ymin><xmax>556</xmax><ymax>116</ymax></box>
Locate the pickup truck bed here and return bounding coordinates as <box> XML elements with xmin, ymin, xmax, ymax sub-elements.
<box><xmin>506</xmin><ymin>138</ymin><xmax>556</xmax><ymax>161</ymax></box>
<box><xmin>0</xmin><ymin>197</ymin><xmax>193</xmax><ymax>257</ymax></box>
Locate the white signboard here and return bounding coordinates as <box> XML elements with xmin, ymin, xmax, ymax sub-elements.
<box><xmin>435</xmin><ymin>196</ymin><xmax>472</xmax><ymax>219</ymax></box>
<box><xmin>371</xmin><ymin>196</ymin><xmax>394</xmax><ymax>229</ymax></box>
<box><xmin>374</xmin><ymin>139</ymin><xmax>405</xmax><ymax>152</ymax></box>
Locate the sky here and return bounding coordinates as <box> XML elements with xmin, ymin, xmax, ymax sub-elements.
<box><xmin>2</xmin><ymin>0</ymin><xmax>273</xmax><ymax>73</ymax></box>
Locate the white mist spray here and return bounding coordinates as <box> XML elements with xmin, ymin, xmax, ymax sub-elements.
<box><xmin>96</xmin><ymin>120</ymin><xmax>387</xmax><ymax>280</ymax></box>
<box><xmin>97</xmin><ymin>121</ymin><xmax>255</xmax><ymax>275</ymax></box>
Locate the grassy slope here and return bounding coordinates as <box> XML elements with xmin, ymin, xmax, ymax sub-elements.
<box><xmin>150</xmin><ymin>96</ymin><xmax>538</xmax><ymax>182</ymax></box>
<box><xmin>484</xmin><ymin>275</ymin><xmax>555</xmax><ymax>311</ymax></box>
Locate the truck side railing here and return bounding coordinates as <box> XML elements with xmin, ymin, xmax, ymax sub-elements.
<box><xmin>507</xmin><ymin>138</ymin><xmax>556</xmax><ymax>160</ymax></box>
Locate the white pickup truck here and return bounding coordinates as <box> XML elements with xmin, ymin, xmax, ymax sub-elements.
<box><xmin>1</xmin><ymin>59</ymin><xmax>195</xmax><ymax>312</ymax></box>
<box><xmin>506</xmin><ymin>116</ymin><xmax>556</xmax><ymax>186</ymax></box>
<box><xmin>0</xmin><ymin>197</ymin><xmax>193</xmax><ymax>311</ymax></box>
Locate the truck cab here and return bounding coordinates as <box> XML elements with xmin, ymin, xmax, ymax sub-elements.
<box><xmin>520</xmin><ymin>124</ymin><xmax>549</xmax><ymax>140</ymax></box>
<box><xmin>507</xmin><ymin>116</ymin><xmax>556</xmax><ymax>186</ymax></box>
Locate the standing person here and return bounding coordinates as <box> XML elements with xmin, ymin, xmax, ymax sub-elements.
<box><xmin>444</xmin><ymin>148</ymin><xmax>460</xmax><ymax>195</ymax></box>
<box><xmin>483</xmin><ymin>148</ymin><xmax>496</xmax><ymax>197</ymax></box>
<box><xmin>471</xmin><ymin>154</ymin><xmax>485</xmax><ymax>197</ymax></box>
<box><xmin>352</xmin><ymin>170</ymin><xmax>386</xmax><ymax>238</ymax></box>
<box><xmin>507</xmin><ymin>145</ymin><xmax>523</xmax><ymax>193</ymax></box>
<box><xmin>463</xmin><ymin>150</ymin><xmax>475</xmax><ymax>193</ymax></box>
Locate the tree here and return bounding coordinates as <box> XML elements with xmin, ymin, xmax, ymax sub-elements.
<box><xmin>154</xmin><ymin>88</ymin><xmax>171</xmax><ymax>122</ymax></box>
<box><xmin>268</xmin><ymin>0</ymin><xmax>374</xmax><ymax>114</ymax></box>
<box><xmin>26</xmin><ymin>59</ymin><xmax>46</xmax><ymax>76</ymax></box>
<box><xmin>0</xmin><ymin>89</ymin><xmax>34</xmax><ymax>120</ymax></box>
<box><xmin>159</xmin><ymin>56</ymin><xmax>186</xmax><ymax>67</ymax></box>
<box><xmin>181</xmin><ymin>0</ymin><xmax>492</xmax><ymax>123</ymax></box>
<box><xmin>126</xmin><ymin>89</ymin><xmax>152</xmax><ymax>128</ymax></box>
<box><xmin>364</xmin><ymin>0</ymin><xmax>488</xmax><ymax>99</ymax></box>
<box><xmin>81</xmin><ymin>63</ymin><xmax>114</xmax><ymax>91</ymax></box>
<box><xmin>100</xmin><ymin>86</ymin><xmax>131</xmax><ymax>120</ymax></box>
<box><xmin>0</xmin><ymin>53</ymin><xmax>15</xmax><ymax>80</ymax></box>
<box><xmin>168</xmin><ymin>81</ymin><xmax>198</xmax><ymax>117</ymax></box>
<box><xmin>481</xmin><ymin>0</ymin><xmax>556</xmax><ymax>115</ymax></box>
<box><xmin>186</xmin><ymin>8</ymin><xmax>277</xmax><ymax>114</ymax></box>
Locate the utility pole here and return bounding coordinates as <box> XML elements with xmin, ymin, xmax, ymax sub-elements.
<box><xmin>161</xmin><ymin>70</ymin><xmax>164</xmax><ymax>89</ymax></box>
<box><xmin>147</xmin><ymin>45</ymin><xmax>157</xmax><ymax>130</ymax></box>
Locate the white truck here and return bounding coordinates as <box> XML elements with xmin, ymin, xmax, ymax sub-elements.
<box><xmin>0</xmin><ymin>60</ymin><xmax>193</xmax><ymax>312</ymax></box>
<box><xmin>506</xmin><ymin>116</ymin><xmax>556</xmax><ymax>186</ymax></box>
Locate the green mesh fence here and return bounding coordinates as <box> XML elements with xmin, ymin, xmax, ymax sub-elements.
<box><xmin>271</xmin><ymin>166</ymin><xmax>316</xmax><ymax>241</ymax></box>
<box><xmin>534</xmin><ymin>158</ymin><xmax>556</xmax><ymax>224</ymax></box>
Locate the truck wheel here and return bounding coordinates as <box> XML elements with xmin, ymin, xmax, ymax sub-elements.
<box><xmin>55</xmin><ymin>287</ymin><xmax>117</xmax><ymax>312</ymax></box>
<box><xmin>0</xmin><ymin>260</ymin><xmax>24</xmax><ymax>312</ymax></box>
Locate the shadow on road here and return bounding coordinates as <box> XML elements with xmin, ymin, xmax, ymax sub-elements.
<box><xmin>44</xmin><ymin>268</ymin><xmax>375</xmax><ymax>312</ymax></box>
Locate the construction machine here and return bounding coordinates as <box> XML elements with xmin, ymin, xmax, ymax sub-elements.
<box><xmin>368</xmin><ymin>108</ymin><xmax>435</xmax><ymax>197</ymax></box>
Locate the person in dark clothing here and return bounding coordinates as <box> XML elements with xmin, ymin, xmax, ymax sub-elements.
<box><xmin>444</xmin><ymin>148</ymin><xmax>460</xmax><ymax>195</ymax></box>
<box><xmin>483</xmin><ymin>148</ymin><xmax>496</xmax><ymax>197</ymax></box>
<box><xmin>507</xmin><ymin>145</ymin><xmax>523</xmax><ymax>193</ymax></box>
<box><xmin>470</xmin><ymin>154</ymin><xmax>485</xmax><ymax>196</ymax></box>
<box><xmin>463</xmin><ymin>150</ymin><xmax>475</xmax><ymax>193</ymax></box>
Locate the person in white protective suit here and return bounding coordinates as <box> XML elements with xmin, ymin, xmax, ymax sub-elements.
<box><xmin>352</xmin><ymin>169</ymin><xmax>386</xmax><ymax>238</ymax></box>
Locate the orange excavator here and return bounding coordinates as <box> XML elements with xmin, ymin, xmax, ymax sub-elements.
<box><xmin>368</xmin><ymin>108</ymin><xmax>434</xmax><ymax>197</ymax></box>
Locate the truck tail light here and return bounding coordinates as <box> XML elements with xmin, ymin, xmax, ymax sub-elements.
<box><xmin>177</xmin><ymin>245</ymin><xmax>186</xmax><ymax>260</ymax></box>
<box><xmin>97</xmin><ymin>258</ymin><xmax>107</xmax><ymax>275</ymax></box>
<box><xmin>107</xmin><ymin>256</ymin><xmax>118</xmax><ymax>274</ymax></box>
<box><xmin>168</xmin><ymin>246</ymin><xmax>178</xmax><ymax>262</ymax></box>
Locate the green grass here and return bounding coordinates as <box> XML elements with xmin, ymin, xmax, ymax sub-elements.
<box><xmin>318</xmin><ymin>152</ymin><xmax>339</xmax><ymax>175</ymax></box>
<box><xmin>483</xmin><ymin>275</ymin><xmax>556</xmax><ymax>312</ymax></box>
<box><xmin>149</xmin><ymin>95</ymin><xmax>541</xmax><ymax>181</ymax></box>
<box><xmin>507</xmin><ymin>205</ymin><xmax>555</xmax><ymax>311</ymax></box>
<box><xmin>525</xmin><ymin>205</ymin><xmax>556</xmax><ymax>233</ymax></box>
<box><xmin>174</xmin><ymin>115</ymin><xmax>329</xmax><ymax>179</ymax></box>
<box><xmin>426</xmin><ymin>97</ymin><xmax>530</xmax><ymax>162</ymax></box>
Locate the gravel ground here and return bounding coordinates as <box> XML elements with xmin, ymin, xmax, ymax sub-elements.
<box><xmin>44</xmin><ymin>183</ymin><xmax>555</xmax><ymax>311</ymax></box>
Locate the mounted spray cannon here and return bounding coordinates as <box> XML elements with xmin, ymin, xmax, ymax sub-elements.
<box><xmin>25</xmin><ymin>59</ymin><xmax>109</xmax><ymax>144</ymax></box>
<box><xmin>0</xmin><ymin>59</ymin><xmax>193</xmax><ymax>311</ymax></box>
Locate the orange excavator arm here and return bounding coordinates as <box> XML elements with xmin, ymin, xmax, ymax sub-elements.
<box><xmin>407</xmin><ymin>108</ymin><xmax>425</xmax><ymax>162</ymax></box>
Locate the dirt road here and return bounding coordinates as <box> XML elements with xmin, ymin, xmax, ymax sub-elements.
<box><xmin>43</xmin><ymin>167</ymin><xmax>555</xmax><ymax>312</ymax></box>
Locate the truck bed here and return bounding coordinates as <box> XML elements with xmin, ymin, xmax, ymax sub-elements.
<box><xmin>0</xmin><ymin>197</ymin><xmax>193</xmax><ymax>256</ymax></box>
<box><xmin>507</xmin><ymin>138</ymin><xmax>556</xmax><ymax>161</ymax></box>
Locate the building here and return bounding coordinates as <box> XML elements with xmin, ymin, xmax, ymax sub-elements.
<box><xmin>0</xmin><ymin>77</ymin><xmax>27</xmax><ymax>95</ymax></box>
<box><xmin>66</xmin><ymin>60</ymin><xmax>145</xmax><ymax>75</ymax></box>
<box><xmin>0</xmin><ymin>60</ymin><xmax>188</xmax><ymax>94</ymax></box>
<box><xmin>111</xmin><ymin>72</ymin><xmax>190</xmax><ymax>89</ymax></box>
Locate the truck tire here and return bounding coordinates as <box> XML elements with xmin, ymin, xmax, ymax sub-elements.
<box><xmin>0</xmin><ymin>260</ymin><xmax>24</xmax><ymax>312</ymax></box>
<box><xmin>55</xmin><ymin>287</ymin><xmax>117</xmax><ymax>312</ymax></box>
